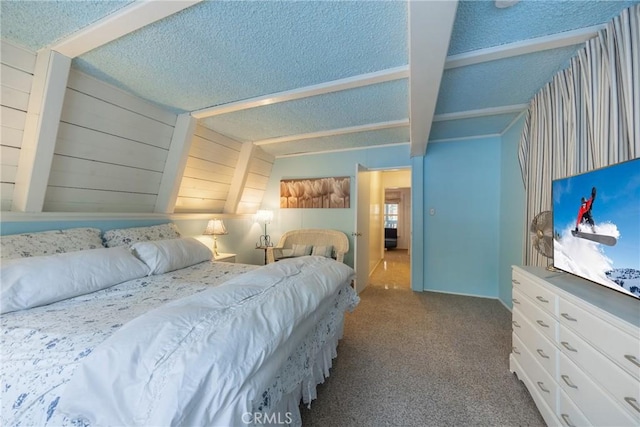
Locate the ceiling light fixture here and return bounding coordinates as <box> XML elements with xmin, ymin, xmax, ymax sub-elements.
<box><xmin>495</xmin><ymin>0</ymin><xmax>520</xmax><ymax>9</ymax></box>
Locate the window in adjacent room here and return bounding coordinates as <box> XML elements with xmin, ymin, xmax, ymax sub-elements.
<box><xmin>384</xmin><ymin>203</ymin><xmax>398</xmax><ymax>228</ymax></box>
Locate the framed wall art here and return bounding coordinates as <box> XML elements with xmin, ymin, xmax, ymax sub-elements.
<box><xmin>280</xmin><ymin>176</ymin><xmax>350</xmax><ymax>208</ymax></box>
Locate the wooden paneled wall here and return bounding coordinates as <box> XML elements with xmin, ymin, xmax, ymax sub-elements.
<box><xmin>0</xmin><ymin>41</ymin><xmax>35</xmax><ymax>210</ymax></box>
<box><xmin>44</xmin><ymin>70</ymin><xmax>177</xmax><ymax>212</ymax></box>
<box><xmin>237</xmin><ymin>147</ymin><xmax>274</xmax><ymax>214</ymax></box>
<box><xmin>0</xmin><ymin>40</ymin><xmax>272</xmax><ymax>215</ymax></box>
<box><xmin>174</xmin><ymin>124</ymin><xmax>241</xmax><ymax>213</ymax></box>
<box><xmin>173</xmin><ymin>125</ymin><xmax>274</xmax><ymax>214</ymax></box>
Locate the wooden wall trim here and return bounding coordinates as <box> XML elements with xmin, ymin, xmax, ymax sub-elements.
<box><xmin>154</xmin><ymin>113</ymin><xmax>196</xmax><ymax>213</ymax></box>
<box><xmin>224</xmin><ymin>142</ymin><xmax>254</xmax><ymax>214</ymax></box>
<box><xmin>12</xmin><ymin>50</ymin><xmax>71</xmax><ymax>212</ymax></box>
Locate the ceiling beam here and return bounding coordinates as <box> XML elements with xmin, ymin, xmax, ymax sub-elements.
<box><xmin>428</xmin><ymin>133</ymin><xmax>502</xmax><ymax>144</ymax></box>
<box><xmin>154</xmin><ymin>113</ymin><xmax>196</xmax><ymax>214</ymax></box>
<box><xmin>12</xmin><ymin>50</ymin><xmax>71</xmax><ymax>212</ymax></box>
<box><xmin>445</xmin><ymin>24</ymin><xmax>604</xmax><ymax>69</ymax></box>
<box><xmin>433</xmin><ymin>104</ymin><xmax>528</xmax><ymax>122</ymax></box>
<box><xmin>51</xmin><ymin>0</ymin><xmax>203</xmax><ymax>58</ymax></box>
<box><xmin>191</xmin><ymin>66</ymin><xmax>409</xmax><ymax>119</ymax></box>
<box><xmin>224</xmin><ymin>142</ymin><xmax>255</xmax><ymax>214</ymax></box>
<box><xmin>253</xmin><ymin>119</ymin><xmax>409</xmax><ymax>146</ymax></box>
<box><xmin>409</xmin><ymin>0</ymin><xmax>459</xmax><ymax>157</ymax></box>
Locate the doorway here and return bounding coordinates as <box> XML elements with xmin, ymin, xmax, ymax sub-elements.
<box><xmin>354</xmin><ymin>167</ymin><xmax>411</xmax><ymax>293</ymax></box>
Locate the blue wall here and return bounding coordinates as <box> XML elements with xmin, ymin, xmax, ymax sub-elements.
<box><xmin>0</xmin><ymin>135</ymin><xmax>527</xmax><ymax>304</ymax></box>
<box><xmin>499</xmin><ymin>116</ymin><xmax>527</xmax><ymax>308</ymax></box>
<box><xmin>422</xmin><ymin>137</ymin><xmax>501</xmax><ymax>298</ymax></box>
<box><xmin>263</xmin><ymin>145</ymin><xmax>413</xmax><ymax>267</ymax></box>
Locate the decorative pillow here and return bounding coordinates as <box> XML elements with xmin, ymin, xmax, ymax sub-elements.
<box><xmin>0</xmin><ymin>227</ymin><xmax>104</xmax><ymax>260</ymax></box>
<box><xmin>279</xmin><ymin>249</ymin><xmax>294</xmax><ymax>258</ymax></box>
<box><xmin>131</xmin><ymin>237</ymin><xmax>212</xmax><ymax>275</ymax></box>
<box><xmin>103</xmin><ymin>223</ymin><xmax>181</xmax><ymax>248</ymax></box>
<box><xmin>312</xmin><ymin>245</ymin><xmax>334</xmax><ymax>258</ymax></box>
<box><xmin>0</xmin><ymin>247</ymin><xmax>149</xmax><ymax>314</ymax></box>
<box><xmin>291</xmin><ymin>244</ymin><xmax>313</xmax><ymax>257</ymax></box>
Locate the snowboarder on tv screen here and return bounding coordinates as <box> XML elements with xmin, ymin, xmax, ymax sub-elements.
<box><xmin>575</xmin><ymin>186</ymin><xmax>596</xmax><ymax>233</ymax></box>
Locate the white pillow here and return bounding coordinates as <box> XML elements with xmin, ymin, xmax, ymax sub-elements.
<box><xmin>312</xmin><ymin>245</ymin><xmax>334</xmax><ymax>258</ymax></box>
<box><xmin>0</xmin><ymin>247</ymin><xmax>149</xmax><ymax>314</ymax></box>
<box><xmin>131</xmin><ymin>237</ymin><xmax>212</xmax><ymax>275</ymax></box>
<box><xmin>291</xmin><ymin>244</ymin><xmax>312</xmax><ymax>257</ymax></box>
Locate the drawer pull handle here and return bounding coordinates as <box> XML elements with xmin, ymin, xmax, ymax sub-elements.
<box><xmin>512</xmin><ymin>346</ymin><xmax>520</xmax><ymax>355</ymax></box>
<box><xmin>624</xmin><ymin>354</ymin><xmax>640</xmax><ymax>368</ymax></box>
<box><xmin>561</xmin><ymin>341</ymin><xmax>578</xmax><ymax>352</ymax></box>
<box><xmin>561</xmin><ymin>374</ymin><xmax>578</xmax><ymax>389</ymax></box>
<box><xmin>536</xmin><ymin>349</ymin><xmax>550</xmax><ymax>359</ymax></box>
<box><xmin>624</xmin><ymin>397</ymin><xmax>640</xmax><ymax>414</ymax></box>
<box><xmin>512</xmin><ymin>298</ymin><xmax>520</xmax><ymax>304</ymax></box>
<box><xmin>536</xmin><ymin>320</ymin><xmax>550</xmax><ymax>328</ymax></box>
<box><xmin>512</xmin><ymin>279</ymin><xmax>520</xmax><ymax>284</ymax></box>
<box><xmin>560</xmin><ymin>414</ymin><xmax>576</xmax><ymax>427</ymax></box>
<box><xmin>512</xmin><ymin>321</ymin><xmax>521</xmax><ymax>328</ymax></box>
<box><xmin>536</xmin><ymin>296</ymin><xmax>549</xmax><ymax>303</ymax></box>
<box><xmin>537</xmin><ymin>381</ymin><xmax>550</xmax><ymax>393</ymax></box>
<box><xmin>561</xmin><ymin>313</ymin><xmax>577</xmax><ymax>322</ymax></box>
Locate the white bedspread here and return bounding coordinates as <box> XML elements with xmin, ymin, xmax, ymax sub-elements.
<box><xmin>1</xmin><ymin>256</ymin><xmax>357</xmax><ymax>427</ymax></box>
<box><xmin>57</xmin><ymin>256</ymin><xmax>356</xmax><ymax>426</ymax></box>
<box><xmin>1</xmin><ymin>260</ymin><xmax>256</xmax><ymax>426</ymax></box>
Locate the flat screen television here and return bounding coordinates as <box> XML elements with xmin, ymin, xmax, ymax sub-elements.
<box><xmin>552</xmin><ymin>157</ymin><xmax>640</xmax><ymax>300</ymax></box>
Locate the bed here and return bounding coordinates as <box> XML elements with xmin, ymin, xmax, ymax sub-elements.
<box><xmin>0</xmin><ymin>224</ymin><xmax>358</xmax><ymax>426</ymax></box>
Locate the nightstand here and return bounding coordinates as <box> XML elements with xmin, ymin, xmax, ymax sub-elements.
<box><xmin>214</xmin><ymin>253</ymin><xmax>236</xmax><ymax>263</ymax></box>
<box><xmin>255</xmin><ymin>246</ymin><xmax>272</xmax><ymax>265</ymax></box>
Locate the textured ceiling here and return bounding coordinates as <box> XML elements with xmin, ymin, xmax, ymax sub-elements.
<box><xmin>450</xmin><ymin>0</ymin><xmax>638</xmax><ymax>54</ymax></box>
<box><xmin>430</xmin><ymin>114</ymin><xmax>518</xmax><ymax>142</ymax></box>
<box><xmin>73</xmin><ymin>1</ymin><xmax>408</xmax><ymax>113</ymax></box>
<box><xmin>1</xmin><ymin>0</ymin><xmax>638</xmax><ymax>157</ymax></box>
<box><xmin>437</xmin><ymin>45</ymin><xmax>582</xmax><ymax>114</ymax></box>
<box><xmin>0</xmin><ymin>1</ymin><xmax>132</xmax><ymax>51</ymax></box>
<box><xmin>201</xmin><ymin>80</ymin><xmax>409</xmax><ymax>143</ymax></box>
<box><xmin>260</xmin><ymin>127</ymin><xmax>411</xmax><ymax>158</ymax></box>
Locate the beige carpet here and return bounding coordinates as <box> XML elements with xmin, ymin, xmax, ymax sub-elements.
<box><xmin>300</xmin><ymin>249</ymin><xmax>544</xmax><ymax>426</ymax></box>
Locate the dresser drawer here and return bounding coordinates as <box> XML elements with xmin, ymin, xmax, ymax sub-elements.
<box><xmin>513</xmin><ymin>288</ymin><xmax>558</xmax><ymax>344</ymax></box>
<box><xmin>513</xmin><ymin>269</ymin><xmax>558</xmax><ymax>316</ymax></box>
<box><xmin>559</xmin><ymin>325</ymin><xmax>640</xmax><ymax>422</ymax></box>
<box><xmin>558</xmin><ymin>297</ymin><xmax>640</xmax><ymax>380</ymax></box>
<box><xmin>558</xmin><ymin>352</ymin><xmax>637</xmax><ymax>426</ymax></box>
<box><xmin>558</xmin><ymin>389</ymin><xmax>589</xmax><ymax>427</ymax></box>
<box><xmin>513</xmin><ymin>306</ymin><xmax>557</xmax><ymax>378</ymax></box>
<box><xmin>513</xmin><ymin>333</ymin><xmax>557</xmax><ymax>413</ymax></box>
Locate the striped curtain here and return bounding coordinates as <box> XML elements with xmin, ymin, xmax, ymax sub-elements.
<box><xmin>519</xmin><ymin>5</ymin><xmax>640</xmax><ymax>266</ymax></box>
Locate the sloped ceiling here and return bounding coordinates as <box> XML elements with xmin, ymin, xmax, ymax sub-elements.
<box><xmin>1</xmin><ymin>0</ymin><xmax>638</xmax><ymax>158</ymax></box>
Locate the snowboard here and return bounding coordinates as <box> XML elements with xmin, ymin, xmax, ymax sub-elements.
<box><xmin>571</xmin><ymin>229</ymin><xmax>617</xmax><ymax>246</ymax></box>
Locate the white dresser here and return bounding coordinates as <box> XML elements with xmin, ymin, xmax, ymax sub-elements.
<box><xmin>510</xmin><ymin>266</ymin><xmax>640</xmax><ymax>426</ymax></box>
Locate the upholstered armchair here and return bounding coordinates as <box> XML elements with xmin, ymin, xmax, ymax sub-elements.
<box><xmin>266</xmin><ymin>229</ymin><xmax>349</xmax><ymax>264</ymax></box>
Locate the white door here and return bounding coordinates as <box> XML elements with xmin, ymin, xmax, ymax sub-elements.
<box><xmin>354</xmin><ymin>164</ymin><xmax>371</xmax><ymax>293</ymax></box>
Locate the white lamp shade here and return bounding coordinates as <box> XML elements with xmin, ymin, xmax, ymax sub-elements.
<box><xmin>255</xmin><ymin>210</ymin><xmax>273</xmax><ymax>223</ymax></box>
<box><xmin>204</xmin><ymin>219</ymin><xmax>228</xmax><ymax>235</ymax></box>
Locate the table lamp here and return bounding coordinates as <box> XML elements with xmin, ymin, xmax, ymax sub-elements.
<box><xmin>203</xmin><ymin>219</ymin><xmax>228</xmax><ymax>257</ymax></box>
